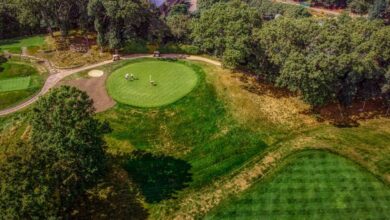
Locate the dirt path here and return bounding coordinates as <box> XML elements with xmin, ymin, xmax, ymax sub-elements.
<box><xmin>0</xmin><ymin>54</ymin><xmax>221</xmax><ymax>116</ymax></box>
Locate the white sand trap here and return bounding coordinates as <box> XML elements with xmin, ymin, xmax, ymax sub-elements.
<box><xmin>88</xmin><ymin>70</ymin><xmax>104</xmax><ymax>77</ymax></box>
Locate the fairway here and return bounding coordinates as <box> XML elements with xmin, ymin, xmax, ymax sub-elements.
<box><xmin>0</xmin><ymin>36</ymin><xmax>45</xmax><ymax>53</ymax></box>
<box><xmin>206</xmin><ymin>150</ymin><xmax>390</xmax><ymax>219</ymax></box>
<box><xmin>0</xmin><ymin>77</ymin><xmax>31</xmax><ymax>92</ymax></box>
<box><xmin>107</xmin><ymin>60</ymin><xmax>198</xmax><ymax>107</ymax></box>
<box><xmin>0</xmin><ymin>61</ymin><xmax>43</xmax><ymax>110</ymax></box>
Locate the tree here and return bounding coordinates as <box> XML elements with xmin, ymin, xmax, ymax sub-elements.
<box><xmin>349</xmin><ymin>0</ymin><xmax>372</xmax><ymax>14</ymax></box>
<box><xmin>88</xmin><ymin>0</ymin><xmax>149</xmax><ymax>50</ymax></box>
<box><xmin>15</xmin><ymin>0</ymin><xmax>87</xmax><ymax>37</ymax></box>
<box><xmin>192</xmin><ymin>0</ymin><xmax>261</xmax><ymax>68</ymax></box>
<box><xmin>197</xmin><ymin>0</ymin><xmax>229</xmax><ymax>12</ymax></box>
<box><xmin>256</xmin><ymin>15</ymin><xmax>387</xmax><ymax>107</ymax></box>
<box><xmin>0</xmin><ymin>86</ymin><xmax>111</xmax><ymax>218</ymax></box>
<box><xmin>370</xmin><ymin>0</ymin><xmax>389</xmax><ymax>19</ymax></box>
<box><xmin>166</xmin><ymin>14</ymin><xmax>191</xmax><ymax>42</ymax></box>
<box><xmin>169</xmin><ymin>3</ymin><xmax>189</xmax><ymax>16</ymax></box>
<box><xmin>382</xmin><ymin>69</ymin><xmax>390</xmax><ymax>115</ymax></box>
<box><xmin>249</xmin><ymin>0</ymin><xmax>308</xmax><ymax>19</ymax></box>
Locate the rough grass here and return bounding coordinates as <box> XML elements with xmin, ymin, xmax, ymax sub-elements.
<box><xmin>47</xmin><ymin>47</ymin><xmax>111</xmax><ymax>69</ymax></box>
<box><xmin>0</xmin><ymin>36</ymin><xmax>45</xmax><ymax>53</ymax></box>
<box><xmin>107</xmin><ymin>60</ymin><xmax>198</xmax><ymax>107</ymax></box>
<box><xmin>205</xmin><ymin>150</ymin><xmax>390</xmax><ymax>220</ymax></box>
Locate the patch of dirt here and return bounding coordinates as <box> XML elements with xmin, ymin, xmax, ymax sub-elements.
<box><xmin>313</xmin><ymin>99</ymin><xmax>389</xmax><ymax>127</ymax></box>
<box><xmin>58</xmin><ymin>75</ymin><xmax>115</xmax><ymax>113</ymax></box>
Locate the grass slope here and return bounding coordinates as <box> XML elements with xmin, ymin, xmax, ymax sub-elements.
<box><xmin>0</xmin><ymin>36</ymin><xmax>45</xmax><ymax>53</ymax></box>
<box><xmin>98</xmin><ymin>60</ymin><xmax>268</xmax><ymax>205</ymax></box>
<box><xmin>107</xmin><ymin>60</ymin><xmax>198</xmax><ymax>107</ymax></box>
<box><xmin>206</xmin><ymin>150</ymin><xmax>390</xmax><ymax>220</ymax></box>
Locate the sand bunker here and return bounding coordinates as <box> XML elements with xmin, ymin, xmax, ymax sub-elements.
<box><xmin>88</xmin><ymin>70</ymin><xmax>104</xmax><ymax>78</ymax></box>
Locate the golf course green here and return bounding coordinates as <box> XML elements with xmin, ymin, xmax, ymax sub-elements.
<box><xmin>107</xmin><ymin>60</ymin><xmax>198</xmax><ymax>107</ymax></box>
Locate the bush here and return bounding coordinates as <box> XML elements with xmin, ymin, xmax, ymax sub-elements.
<box><xmin>122</xmin><ymin>40</ymin><xmax>148</xmax><ymax>54</ymax></box>
<box><xmin>158</xmin><ymin>43</ymin><xmax>200</xmax><ymax>55</ymax></box>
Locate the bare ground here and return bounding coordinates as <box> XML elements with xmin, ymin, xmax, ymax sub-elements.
<box><xmin>58</xmin><ymin>74</ymin><xmax>116</xmax><ymax>113</ymax></box>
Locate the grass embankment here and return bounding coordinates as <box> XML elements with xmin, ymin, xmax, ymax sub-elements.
<box><xmin>0</xmin><ymin>61</ymin><xmax>45</xmax><ymax>110</ymax></box>
<box><xmin>96</xmin><ymin>59</ymin><xmax>269</xmax><ymax>214</ymax></box>
<box><xmin>206</xmin><ymin>150</ymin><xmax>390</xmax><ymax>219</ymax></box>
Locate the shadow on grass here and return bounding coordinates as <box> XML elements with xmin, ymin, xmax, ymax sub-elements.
<box><xmin>71</xmin><ymin>166</ymin><xmax>149</xmax><ymax>219</ymax></box>
<box><xmin>123</xmin><ymin>151</ymin><xmax>192</xmax><ymax>203</ymax></box>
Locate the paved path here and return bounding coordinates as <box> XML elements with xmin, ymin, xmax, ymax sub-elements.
<box><xmin>0</xmin><ymin>54</ymin><xmax>221</xmax><ymax>116</ymax></box>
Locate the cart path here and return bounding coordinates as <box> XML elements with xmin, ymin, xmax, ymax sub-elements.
<box><xmin>0</xmin><ymin>54</ymin><xmax>221</xmax><ymax>116</ymax></box>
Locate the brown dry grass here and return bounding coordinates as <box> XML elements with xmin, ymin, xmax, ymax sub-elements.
<box><xmin>199</xmin><ymin>63</ymin><xmax>318</xmax><ymax>134</ymax></box>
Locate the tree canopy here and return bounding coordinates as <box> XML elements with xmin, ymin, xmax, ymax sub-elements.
<box><xmin>0</xmin><ymin>86</ymin><xmax>110</xmax><ymax>218</ymax></box>
<box><xmin>192</xmin><ymin>0</ymin><xmax>261</xmax><ymax>68</ymax></box>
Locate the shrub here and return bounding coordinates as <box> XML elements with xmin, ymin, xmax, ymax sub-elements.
<box><xmin>158</xmin><ymin>43</ymin><xmax>200</xmax><ymax>55</ymax></box>
<box><xmin>122</xmin><ymin>40</ymin><xmax>148</xmax><ymax>54</ymax></box>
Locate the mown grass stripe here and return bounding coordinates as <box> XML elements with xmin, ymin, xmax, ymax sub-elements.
<box><xmin>205</xmin><ymin>150</ymin><xmax>390</xmax><ymax>219</ymax></box>
<box><xmin>0</xmin><ymin>76</ymin><xmax>31</xmax><ymax>92</ymax></box>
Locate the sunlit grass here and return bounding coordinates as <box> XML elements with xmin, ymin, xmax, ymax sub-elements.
<box><xmin>206</xmin><ymin>150</ymin><xmax>390</xmax><ymax>219</ymax></box>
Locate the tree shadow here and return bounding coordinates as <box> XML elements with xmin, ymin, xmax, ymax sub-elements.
<box><xmin>123</xmin><ymin>151</ymin><xmax>192</xmax><ymax>203</ymax></box>
<box><xmin>71</xmin><ymin>166</ymin><xmax>149</xmax><ymax>219</ymax></box>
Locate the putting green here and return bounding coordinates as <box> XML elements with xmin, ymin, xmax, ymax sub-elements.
<box><xmin>107</xmin><ymin>60</ymin><xmax>198</xmax><ymax>107</ymax></box>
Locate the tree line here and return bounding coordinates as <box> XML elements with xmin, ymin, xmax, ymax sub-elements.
<box><xmin>193</xmin><ymin>0</ymin><xmax>390</xmax><ymax>110</ymax></box>
<box><xmin>0</xmin><ymin>0</ymin><xmax>389</xmax><ymax>108</ymax></box>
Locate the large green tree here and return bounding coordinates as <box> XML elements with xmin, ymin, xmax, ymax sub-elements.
<box><xmin>256</xmin><ymin>16</ymin><xmax>386</xmax><ymax>106</ymax></box>
<box><xmin>370</xmin><ymin>0</ymin><xmax>389</xmax><ymax>19</ymax></box>
<box><xmin>0</xmin><ymin>86</ymin><xmax>110</xmax><ymax>218</ymax></box>
<box><xmin>88</xmin><ymin>0</ymin><xmax>149</xmax><ymax>50</ymax></box>
<box><xmin>192</xmin><ymin>0</ymin><xmax>261</xmax><ymax>68</ymax></box>
<box><xmin>15</xmin><ymin>0</ymin><xmax>89</xmax><ymax>37</ymax></box>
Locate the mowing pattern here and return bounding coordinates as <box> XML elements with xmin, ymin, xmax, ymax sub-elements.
<box><xmin>206</xmin><ymin>151</ymin><xmax>390</xmax><ymax>220</ymax></box>
<box><xmin>0</xmin><ymin>77</ymin><xmax>31</xmax><ymax>92</ymax></box>
<box><xmin>107</xmin><ymin>60</ymin><xmax>198</xmax><ymax>107</ymax></box>
<box><xmin>0</xmin><ymin>36</ymin><xmax>45</xmax><ymax>53</ymax></box>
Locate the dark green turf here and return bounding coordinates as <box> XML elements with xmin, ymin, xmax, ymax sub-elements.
<box><xmin>205</xmin><ymin>150</ymin><xmax>390</xmax><ymax>220</ymax></box>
